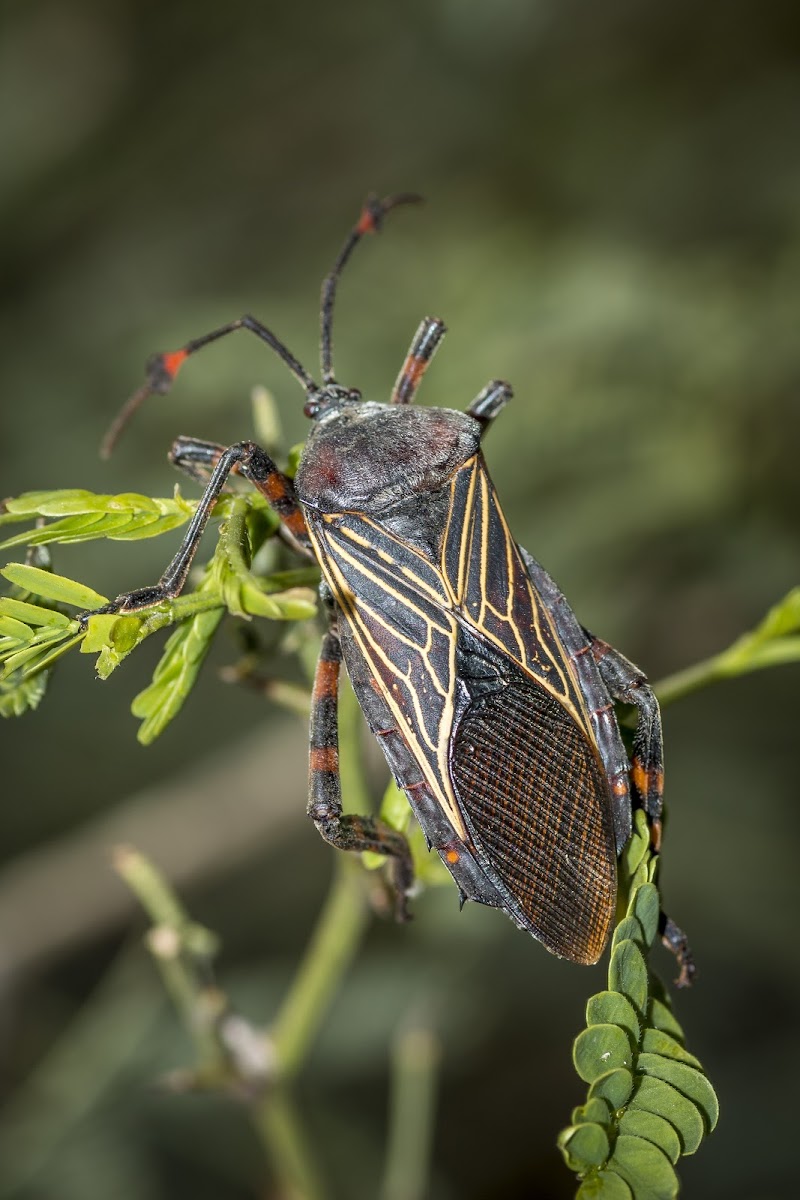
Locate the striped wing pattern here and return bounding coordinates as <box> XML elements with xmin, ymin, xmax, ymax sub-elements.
<box><xmin>304</xmin><ymin>453</ymin><xmax>612</xmax><ymax>924</ymax></box>
<box><xmin>441</xmin><ymin>455</ymin><xmax>592</xmax><ymax>733</ymax></box>
<box><xmin>306</xmin><ymin>510</ymin><xmax>466</xmax><ymax>835</ymax></box>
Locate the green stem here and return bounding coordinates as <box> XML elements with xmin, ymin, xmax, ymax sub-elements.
<box><xmin>256</xmin><ymin>1088</ymin><xmax>328</xmax><ymax>1200</ymax></box>
<box><xmin>113</xmin><ymin>845</ymin><xmax>223</xmax><ymax>1075</ymax></box>
<box><xmin>381</xmin><ymin>1023</ymin><xmax>441</xmax><ymax>1200</ymax></box>
<box><xmin>654</xmin><ymin>653</ymin><xmax>726</xmax><ymax>708</ymax></box>
<box><xmin>268</xmin><ymin>681</ymin><xmax>372</xmax><ymax>1081</ymax></box>
<box><xmin>249</xmin><ymin>659</ymin><xmax>376</xmax><ymax>1200</ymax></box>
<box><xmin>269</xmin><ymin>867</ymin><xmax>368</xmax><ymax>1081</ymax></box>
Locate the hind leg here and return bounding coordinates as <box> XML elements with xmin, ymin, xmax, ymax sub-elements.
<box><xmin>584</xmin><ymin>632</ymin><xmax>695</xmax><ymax>987</ymax></box>
<box><xmin>307</xmin><ymin>601</ymin><xmax>414</xmax><ymax>920</ymax></box>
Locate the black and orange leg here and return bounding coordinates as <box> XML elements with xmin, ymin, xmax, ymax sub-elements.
<box><xmin>585</xmin><ymin>630</ymin><xmax>695</xmax><ymax>987</ymax></box>
<box><xmin>80</xmin><ymin>439</ymin><xmax>308</xmax><ymax>619</ymax></box>
<box><xmin>467</xmin><ymin>380</ymin><xmax>513</xmax><ymax>434</ymax></box>
<box><xmin>390</xmin><ymin>317</ymin><xmax>447</xmax><ymax>405</ymax></box>
<box><xmin>585</xmin><ymin>633</ymin><xmax>665</xmax><ymax>830</ymax></box>
<box><xmin>307</xmin><ymin>608</ymin><xmax>414</xmax><ymax>920</ymax></box>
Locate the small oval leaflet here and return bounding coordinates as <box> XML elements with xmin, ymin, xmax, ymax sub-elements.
<box><xmin>629</xmin><ymin>1075</ymin><xmax>705</xmax><ymax>1156</ymax></box>
<box><xmin>618</xmin><ymin>1108</ymin><xmax>682</xmax><ymax>1165</ymax></box>
<box><xmin>609</xmin><ymin>938</ymin><xmax>649</xmax><ymax>1014</ymax></box>
<box><xmin>577</xmin><ymin>1171</ymin><xmax>634</xmax><ymax>1200</ymax></box>
<box><xmin>636</xmin><ymin>1053</ymin><xmax>719</xmax><ymax>1132</ymax></box>
<box><xmin>574</xmin><ymin>1024</ymin><xmax>633</xmax><ymax>1083</ymax></box>
<box><xmin>589</xmin><ymin>1067</ymin><xmax>635</xmax><ymax>1112</ymax></box>
<box><xmin>612</xmin><ymin>915</ymin><xmax>647</xmax><ymax>951</ymax></box>
<box><xmin>573</xmin><ymin>1097</ymin><xmax>614</xmax><ymax>1127</ymax></box>
<box><xmin>609</xmin><ymin>1133</ymin><xmax>679</xmax><ymax>1200</ymax></box>
<box><xmin>586</xmin><ymin>991</ymin><xmax>641</xmax><ymax>1043</ymax></box>
<box><xmin>620</xmin><ymin>809</ymin><xmax>650</xmax><ymax>877</ymax></box>
<box><xmin>558</xmin><ymin>1121</ymin><xmax>610</xmax><ymax>1171</ymax></box>
<box><xmin>628</xmin><ymin>882</ymin><xmax>660</xmax><ymax>947</ymax></box>
<box><xmin>647</xmin><ymin>998</ymin><xmax>686</xmax><ymax>1044</ymax></box>
<box><xmin>640</xmin><ymin>1028</ymin><xmax>702</xmax><ymax>1069</ymax></box>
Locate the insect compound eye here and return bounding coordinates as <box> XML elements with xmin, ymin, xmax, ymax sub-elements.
<box><xmin>347</xmin><ymin>388</ymin><xmax>362</xmax><ymax>402</ymax></box>
<box><xmin>304</xmin><ymin>395</ymin><xmax>322</xmax><ymax>419</ymax></box>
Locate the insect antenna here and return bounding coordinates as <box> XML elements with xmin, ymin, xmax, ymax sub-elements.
<box><xmin>319</xmin><ymin>192</ymin><xmax>423</xmax><ymax>385</ymax></box>
<box><xmin>100</xmin><ymin>316</ymin><xmax>319</xmax><ymax>459</ymax></box>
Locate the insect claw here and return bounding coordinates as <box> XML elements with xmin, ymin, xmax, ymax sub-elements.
<box><xmin>76</xmin><ymin>600</ymin><xmax>122</xmax><ymax>630</ymax></box>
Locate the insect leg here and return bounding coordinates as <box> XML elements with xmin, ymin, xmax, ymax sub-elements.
<box><xmin>167</xmin><ymin>435</ymin><xmax>228</xmax><ymax>487</ymax></box>
<box><xmin>583</xmin><ymin>633</ymin><xmax>664</xmax><ymax>829</ymax></box>
<box><xmin>660</xmin><ymin>914</ymin><xmax>696</xmax><ymax>989</ymax></box>
<box><xmin>585</xmin><ymin>631</ymin><xmax>696</xmax><ymax>987</ymax></box>
<box><xmin>390</xmin><ymin>317</ymin><xmax>446</xmax><ymax>405</ymax></box>
<box><xmin>81</xmin><ymin>440</ymin><xmax>308</xmax><ymax>619</ymax></box>
<box><xmin>467</xmin><ymin>380</ymin><xmax>513</xmax><ymax>433</ymax></box>
<box><xmin>307</xmin><ymin>608</ymin><xmax>414</xmax><ymax>921</ymax></box>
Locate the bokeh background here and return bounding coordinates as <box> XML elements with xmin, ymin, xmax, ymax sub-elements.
<box><xmin>2</xmin><ymin>2</ymin><xmax>799</xmax><ymax>1197</ymax></box>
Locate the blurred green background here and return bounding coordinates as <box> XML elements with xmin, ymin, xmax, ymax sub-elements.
<box><xmin>1</xmin><ymin>1</ymin><xmax>799</xmax><ymax>1197</ymax></box>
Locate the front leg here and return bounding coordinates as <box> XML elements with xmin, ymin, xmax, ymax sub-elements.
<box><xmin>80</xmin><ymin>439</ymin><xmax>309</xmax><ymax>622</ymax></box>
<box><xmin>307</xmin><ymin>607</ymin><xmax>414</xmax><ymax>921</ymax></box>
<box><xmin>585</xmin><ymin>630</ymin><xmax>695</xmax><ymax>987</ymax></box>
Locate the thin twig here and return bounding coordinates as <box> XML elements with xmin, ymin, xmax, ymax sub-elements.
<box><xmin>381</xmin><ymin>1020</ymin><xmax>441</xmax><ymax>1200</ymax></box>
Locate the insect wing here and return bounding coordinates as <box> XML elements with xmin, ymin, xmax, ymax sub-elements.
<box><xmin>306</xmin><ymin>511</ymin><xmax>467</xmax><ymax>839</ymax></box>
<box><xmin>305</xmin><ymin>453</ymin><xmax>618</xmax><ymax>963</ymax></box>
<box><xmin>442</xmin><ymin>455</ymin><xmax>618</xmax><ymax>962</ymax></box>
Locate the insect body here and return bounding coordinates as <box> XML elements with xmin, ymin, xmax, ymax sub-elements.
<box><xmin>93</xmin><ymin>194</ymin><xmax>693</xmax><ymax>981</ymax></box>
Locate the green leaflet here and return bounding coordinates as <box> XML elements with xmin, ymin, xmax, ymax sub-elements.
<box><xmin>559</xmin><ymin>1123</ymin><xmax>610</xmax><ymax>1171</ymax></box>
<box><xmin>1</xmin><ymin>564</ymin><xmax>108</xmax><ymax>610</ymax></box>
<box><xmin>573</xmin><ymin>1098</ymin><xmax>613</xmax><ymax>1127</ymax></box>
<box><xmin>639</xmin><ymin>1030</ymin><xmax>701</xmax><ymax>1069</ymax></box>
<box><xmin>647</xmin><ymin>999</ymin><xmax>685</xmax><ymax>1045</ymax></box>
<box><xmin>586</xmin><ymin>993</ymin><xmax>640</xmax><ymax>1044</ymax></box>
<box><xmin>0</xmin><ymin>574</ymin><xmax>84</xmax><ymax>713</ymax></box>
<box><xmin>577</xmin><ymin>1171</ymin><xmax>633</xmax><ymax>1200</ymax></box>
<box><xmin>0</xmin><ymin>597</ymin><xmax>73</xmax><ymax>627</ymax></box>
<box><xmin>0</xmin><ymin>670</ymin><xmax>48</xmax><ymax>717</ymax></box>
<box><xmin>0</xmin><ymin>489</ymin><xmax>195</xmax><ymax>548</ymax></box>
<box><xmin>619</xmin><ymin>809</ymin><xmax>650</xmax><ymax>880</ymax></box>
<box><xmin>589</xmin><ymin>1069</ymin><xmax>634</xmax><ymax>1112</ymax></box>
<box><xmin>635</xmin><ymin>1055</ymin><xmax>719</xmax><ymax>1132</ymax></box>
<box><xmin>628</xmin><ymin>884</ymin><xmax>660</xmax><ymax>947</ymax></box>
<box><xmin>0</xmin><ymin>480</ymin><xmax>318</xmax><ymax>736</ymax></box>
<box><xmin>617</xmin><ymin>1110</ymin><xmax>682</xmax><ymax>1166</ymax></box>
<box><xmin>131</xmin><ymin>605</ymin><xmax>226</xmax><ymax>745</ymax></box>
<box><xmin>574</xmin><ymin>1025</ymin><xmax>634</xmax><ymax>1083</ymax></box>
<box><xmin>628</xmin><ymin>1077</ymin><xmax>704</xmax><ymax>1156</ymax></box>
<box><xmin>608</xmin><ymin>939</ymin><xmax>649</xmax><ymax>1015</ymax></box>
<box><xmin>610</xmin><ymin>1135</ymin><xmax>678</xmax><ymax>1200</ymax></box>
<box><xmin>612</xmin><ymin>916</ymin><xmax>647</xmax><ymax>952</ymax></box>
<box><xmin>0</xmin><ymin>615</ymin><xmax>34</xmax><ymax>642</ymax></box>
<box><xmin>560</xmin><ymin>840</ymin><xmax>719</xmax><ymax>1197</ymax></box>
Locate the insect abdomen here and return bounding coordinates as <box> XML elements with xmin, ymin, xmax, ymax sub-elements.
<box><xmin>450</xmin><ymin>671</ymin><xmax>617</xmax><ymax>964</ymax></box>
